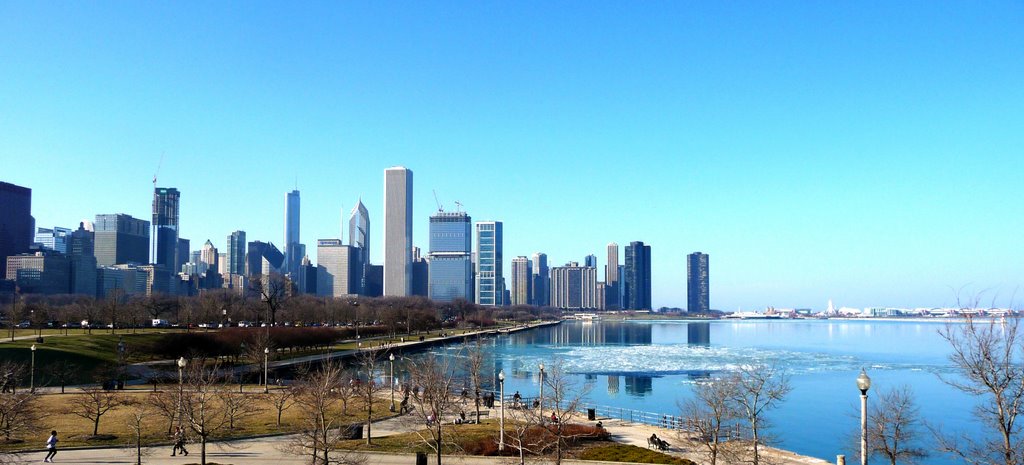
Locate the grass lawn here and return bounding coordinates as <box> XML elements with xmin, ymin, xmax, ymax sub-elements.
<box><xmin>0</xmin><ymin>389</ymin><xmax>395</xmax><ymax>452</ymax></box>
<box><xmin>579</xmin><ymin>445</ymin><xmax>696</xmax><ymax>465</ymax></box>
<box><xmin>0</xmin><ymin>333</ymin><xmax>172</xmax><ymax>385</ymax></box>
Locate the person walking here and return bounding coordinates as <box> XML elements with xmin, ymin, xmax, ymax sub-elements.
<box><xmin>171</xmin><ymin>426</ymin><xmax>189</xmax><ymax>456</ymax></box>
<box><xmin>43</xmin><ymin>430</ymin><xmax>57</xmax><ymax>462</ymax></box>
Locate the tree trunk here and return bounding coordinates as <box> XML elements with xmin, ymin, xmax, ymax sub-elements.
<box><xmin>93</xmin><ymin>417</ymin><xmax>100</xmax><ymax>436</ymax></box>
<box><xmin>201</xmin><ymin>435</ymin><xmax>207</xmax><ymax>465</ymax></box>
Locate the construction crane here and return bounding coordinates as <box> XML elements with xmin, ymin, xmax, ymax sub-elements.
<box><xmin>152</xmin><ymin>152</ymin><xmax>164</xmax><ymax>189</ymax></box>
<box><xmin>433</xmin><ymin>189</ymin><xmax>444</xmax><ymax>213</ymax></box>
<box><xmin>454</xmin><ymin>201</ymin><xmax>464</xmax><ymax>212</ymax></box>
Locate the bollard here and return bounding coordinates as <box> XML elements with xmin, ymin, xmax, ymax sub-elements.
<box><xmin>836</xmin><ymin>454</ymin><xmax>845</xmax><ymax>465</ymax></box>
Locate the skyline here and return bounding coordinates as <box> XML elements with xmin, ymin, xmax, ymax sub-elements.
<box><xmin>2</xmin><ymin>2</ymin><xmax>1022</xmax><ymax>309</ymax></box>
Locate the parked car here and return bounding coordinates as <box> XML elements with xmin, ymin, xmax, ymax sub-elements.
<box><xmin>152</xmin><ymin>319</ymin><xmax>170</xmax><ymax>328</ymax></box>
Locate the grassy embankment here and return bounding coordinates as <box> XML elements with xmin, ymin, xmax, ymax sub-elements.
<box><xmin>0</xmin><ymin>389</ymin><xmax>392</xmax><ymax>451</ymax></box>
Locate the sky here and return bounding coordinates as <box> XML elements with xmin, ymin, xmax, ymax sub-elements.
<box><xmin>1</xmin><ymin>1</ymin><xmax>1022</xmax><ymax>310</ymax></box>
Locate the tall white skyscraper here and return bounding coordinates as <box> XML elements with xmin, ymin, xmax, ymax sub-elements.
<box><xmin>510</xmin><ymin>256</ymin><xmax>531</xmax><ymax>305</ymax></box>
<box><xmin>384</xmin><ymin>167</ymin><xmax>413</xmax><ymax>296</ymax></box>
<box><xmin>284</xmin><ymin>190</ymin><xmax>303</xmax><ymax>278</ymax></box>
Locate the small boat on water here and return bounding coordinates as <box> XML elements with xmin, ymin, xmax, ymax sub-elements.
<box><xmin>724</xmin><ymin>311</ymin><xmax>783</xmax><ymax>320</ymax></box>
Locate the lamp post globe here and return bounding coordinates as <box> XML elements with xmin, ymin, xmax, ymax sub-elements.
<box><xmin>538</xmin><ymin>363</ymin><xmax>545</xmax><ymax>420</ymax></box>
<box><xmin>30</xmin><ymin>344</ymin><xmax>36</xmax><ymax>392</ymax></box>
<box><xmin>264</xmin><ymin>347</ymin><xmax>271</xmax><ymax>393</ymax></box>
<box><xmin>857</xmin><ymin>369</ymin><xmax>871</xmax><ymax>465</ymax></box>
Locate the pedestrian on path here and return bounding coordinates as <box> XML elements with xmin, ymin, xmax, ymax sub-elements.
<box><xmin>43</xmin><ymin>430</ymin><xmax>58</xmax><ymax>462</ymax></box>
<box><xmin>171</xmin><ymin>426</ymin><xmax>189</xmax><ymax>456</ymax></box>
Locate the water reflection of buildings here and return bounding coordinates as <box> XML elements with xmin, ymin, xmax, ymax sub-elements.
<box><xmin>604</xmin><ymin>375</ymin><xmax>653</xmax><ymax>397</ymax></box>
<box><xmin>509</xmin><ymin>321</ymin><xmax>654</xmax><ymax>346</ymax></box>
<box><xmin>607</xmin><ymin>375</ymin><xmax>619</xmax><ymax>394</ymax></box>
<box><xmin>687</xmin><ymin>322</ymin><xmax>711</xmax><ymax>346</ymax></box>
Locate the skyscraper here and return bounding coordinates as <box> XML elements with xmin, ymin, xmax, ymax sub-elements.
<box><xmin>687</xmin><ymin>252</ymin><xmax>710</xmax><ymax>313</ymax></box>
<box><xmin>475</xmin><ymin>221</ymin><xmax>502</xmax><ymax>306</ymax></box>
<box><xmin>0</xmin><ymin>181</ymin><xmax>32</xmax><ymax>278</ymax></box>
<box><xmin>152</xmin><ymin>187</ymin><xmax>180</xmax><ymax>270</ymax></box>
<box><xmin>624</xmin><ymin>241</ymin><xmax>652</xmax><ymax>310</ymax></box>
<box><xmin>316</xmin><ymin>239</ymin><xmax>362</xmax><ymax>297</ymax></box>
<box><xmin>200</xmin><ymin>240</ymin><xmax>218</xmax><ymax>271</ymax></box>
<box><xmin>428</xmin><ymin>211</ymin><xmax>472</xmax><ymax>302</ymax></box>
<box><xmin>531</xmin><ymin>252</ymin><xmax>549</xmax><ymax>306</ymax></box>
<box><xmin>550</xmin><ymin>262</ymin><xmax>598</xmax><ymax>309</ymax></box>
<box><xmin>284</xmin><ymin>190</ymin><xmax>304</xmax><ymax>278</ymax></box>
<box><xmin>34</xmin><ymin>227</ymin><xmax>72</xmax><ymax>254</ymax></box>
<box><xmin>226</xmin><ymin>231</ymin><xmax>246</xmax><ymax>275</ymax></box>
<box><xmin>384</xmin><ymin>167</ymin><xmax>412</xmax><ymax>296</ymax></box>
<box><xmin>94</xmin><ymin>214</ymin><xmax>150</xmax><ymax>266</ymax></box>
<box><xmin>68</xmin><ymin>222</ymin><xmax>97</xmax><ymax>296</ymax></box>
<box><xmin>584</xmin><ymin>254</ymin><xmax>597</xmax><ymax>268</ymax></box>
<box><xmin>605</xmin><ymin>243</ymin><xmax>620</xmax><ymax>310</ymax></box>
<box><xmin>510</xmin><ymin>256</ymin><xmax>531</xmax><ymax>306</ymax></box>
<box><xmin>246</xmin><ymin>241</ymin><xmax>284</xmax><ymax>277</ymax></box>
<box><xmin>5</xmin><ymin>251</ymin><xmax>71</xmax><ymax>295</ymax></box>
<box><xmin>348</xmin><ymin>198</ymin><xmax>370</xmax><ymax>261</ymax></box>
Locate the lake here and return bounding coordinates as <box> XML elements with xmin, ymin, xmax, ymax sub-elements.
<box><xmin>414</xmin><ymin>318</ymin><xmax>1001</xmax><ymax>464</ymax></box>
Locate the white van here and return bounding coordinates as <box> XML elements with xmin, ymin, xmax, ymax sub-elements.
<box><xmin>152</xmin><ymin>319</ymin><xmax>170</xmax><ymax>328</ymax></box>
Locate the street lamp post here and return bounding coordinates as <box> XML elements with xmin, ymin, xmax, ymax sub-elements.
<box><xmin>177</xmin><ymin>357</ymin><xmax>187</xmax><ymax>429</ymax></box>
<box><xmin>498</xmin><ymin>370</ymin><xmax>505</xmax><ymax>451</ymax></box>
<box><xmin>538</xmin><ymin>363</ymin><xmax>545</xmax><ymax>421</ymax></box>
<box><xmin>264</xmin><ymin>347</ymin><xmax>270</xmax><ymax>393</ymax></box>
<box><xmin>30</xmin><ymin>344</ymin><xmax>36</xmax><ymax>393</ymax></box>
<box><xmin>117</xmin><ymin>337</ymin><xmax>126</xmax><ymax>389</ymax></box>
<box><xmin>389</xmin><ymin>353</ymin><xmax>396</xmax><ymax>412</ymax></box>
<box><xmin>857</xmin><ymin>368</ymin><xmax>872</xmax><ymax>465</ymax></box>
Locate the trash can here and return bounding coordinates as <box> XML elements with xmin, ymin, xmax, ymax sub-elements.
<box><xmin>117</xmin><ymin>380</ymin><xmax>125</xmax><ymax>390</ymax></box>
<box><xmin>416</xmin><ymin>452</ymin><xmax>427</xmax><ymax>465</ymax></box>
<box><xmin>419</xmin><ymin>336</ymin><xmax>425</xmax><ymax>341</ymax></box>
<box><xmin>35</xmin><ymin>336</ymin><xmax>44</xmax><ymax>343</ymax></box>
<box><xmin>587</xmin><ymin>408</ymin><xmax>596</xmax><ymax>421</ymax></box>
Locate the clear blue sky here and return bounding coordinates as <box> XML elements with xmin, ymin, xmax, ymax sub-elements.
<box><xmin>2</xmin><ymin>1</ymin><xmax>1022</xmax><ymax>310</ymax></box>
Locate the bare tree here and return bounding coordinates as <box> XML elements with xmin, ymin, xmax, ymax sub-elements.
<box><xmin>66</xmin><ymin>387</ymin><xmax>130</xmax><ymax>437</ymax></box>
<box><xmin>0</xmin><ymin>391</ymin><xmax>41</xmax><ymax>442</ymax></box>
<box><xmin>104</xmin><ymin>289</ymin><xmax>126</xmax><ymax>334</ymax></box>
<box><xmin>504</xmin><ymin>396</ymin><xmax>546</xmax><ymax>465</ymax></box>
<box><xmin>43</xmin><ymin>360</ymin><xmax>77</xmax><ymax>394</ymax></box>
<box><xmin>679</xmin><ymin>376</ymin><xmax>742</xmax><ymax>465</ymax></box>
<box><xmin>267</xmin><ymin>386</ymin><xmax>297</xmax><ymax>427</ymax></box>
<box><xmin>866</xmin><ymin>385</ymin><xmax>927</xmax><ymax>465</ymax></box>
<box><xmin>249</xmin><ymin>273</ymin><xmax>290</xmax><ymax>326</ymax></box>
<box><xmin>354</xmin><ymin>348</ymin><xmax>384</xmax><ymax>446</ymax></box>
<box><xmin>464</xmin><ymin>339</ymin><xmax>488</xmax><ymax>424</ymax></box>
<box><xmin>147</xmin><ymin>390</ymin><xmax>180</xmax><ymax>436</ymax></box>
<box><xmin>125</xmin><ymin>403</ymin><xmax>152</xmax><ymax>465</ymax></box>
<box><xmin>729</xmin><ymin>362</ymin><xmax>792</xmax><ymax>465</ymax></box>
<box><xmin>218</xmin><ymin>389</ymin><xmax>262</xmax><ymax>430</ymax></box>
<box><xmin>405</xmin><ymin>353</ymin><xmax>461</xmax><ymax>465</ymax></box>
<box><xmin>540</xmin><ymin>361</ymin><xmax>592</xmax><ymax>465</ymax></box>
<box><xmin>286</xmin><ymin>361</ymin><xmax>366</xmax><ymax>465</ymax></box>
<box><xmin>935</xmin><ymin>315</ymin><xmax>1023</xmax><ymax>465</ymax></box>
<box><xmin>180</xmin><ymin>362</ymin><xmax>231</xmax><ymax>465</ymax></box>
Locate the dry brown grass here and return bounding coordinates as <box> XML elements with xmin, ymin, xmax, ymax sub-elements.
<box><xmin>2</xmin><ymin>387</ymin><xmax>393</xmax><ymax>451</ymax></box>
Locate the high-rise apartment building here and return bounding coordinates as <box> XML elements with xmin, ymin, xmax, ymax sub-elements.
<box><xmin>0</xmin><ymin>181</ymin><xmax>33</xmax><ymax>278</ymax></box>
<box><xmin>349</xmin><ymin>199</ymin><xmax>370</xmax><ymax>261</ymax></box>
<box><xmin>283</xmin><ymin>190</ymin><xmax>304</xmax><ymax>279</ymax></box>
<box><xmin>226</xmin><ymin>231</ymin><xmax>246</xmax><ymax>275</ymax></box>
<box><xmin>94</xmin><ymin>214</ymin><xmax>150</xmax><ymax>266</ymax></box>
<box><xmin>152</xmin><ymin>187</ymin><xmax>180</xmax><ymax>270</ymax></box>
<box><xmin>510</xmin><ymin>256</ymin><xmax>531</xmax><ymax>306</ymax></box>
<box><xmin>475</xmin><ymin>221</ymin><xmax>502</xmax><ymax>306</ymax></box>
<box><xmin>384</xmin><ymin>167</ymin><xmax>413</xmax><ymax>296</ymax></box>
<box><xmin>687</xmin><ymin>252</ymin><xmax>710</xmax><ymax>313</ymax></box>
<box><xmin>316</xmin><ymin>239</ymin><xmax>361</xmax><ymax>297</ymax></box>
<box><xmin>34</xmin><ymin>227</ymin><xmax>72</xmax><ymax>254</ymax></box>
<box><xmin>550</xmin><ymin>263</ymin><xmax>598</xmax><ymax>309</ymax></box>
<box><xmin>427</xmin><ymin>211</ymin><xmax>472</xmax><ymax>302</ymax></box>
<box><xmin>605</xmin><ymin>242</ymin><xmax>620</xmax><ymax>310</ymax></box>
<box><xmin>531</xmin><ymin>252</ymin><xmax>549</xmax><ymax>306</ymax></box>
<box><xmin>624</xmin><ymin>241</ymin><xmax>652</xmax><ymax>310</ymax></box>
